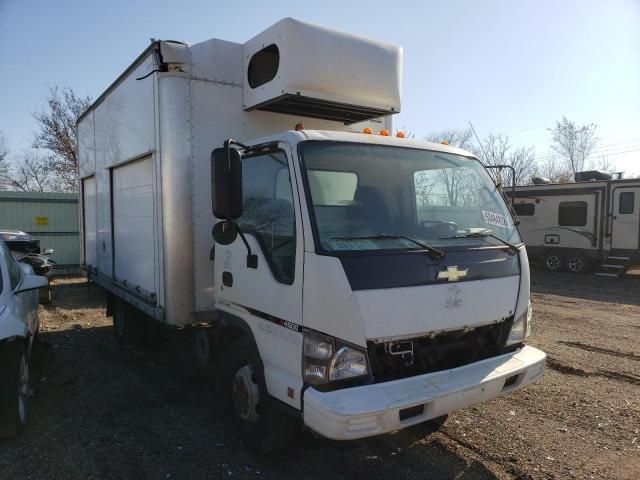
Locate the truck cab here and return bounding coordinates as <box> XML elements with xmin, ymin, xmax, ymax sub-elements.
<box><xmin>210</xmin><ymin>129</ymin><xmax>546</xmax><ymax>446</ymax></box>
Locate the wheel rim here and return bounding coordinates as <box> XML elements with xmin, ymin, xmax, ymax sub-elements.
<box><xmin>546</xmin><ymin>255</ymin><xmax>560</xmax><ymax>270</ymax></box>
<box><xmin>231</xmin><ymin>364</ymin><xmax>260</xmax><ymax>423</ymax></box>
<box><xmin>568</xmin><ymin>256</ymin><xmax>584</xmax><ymax>272</ymax></box>
<box><xmin>18</xmin><ymin>353</ymin><xmax>29</xmax><ymax>424</ymax></box>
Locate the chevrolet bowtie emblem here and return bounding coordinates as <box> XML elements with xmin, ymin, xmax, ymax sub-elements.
<box><xmin>437</xmin><ymin>266</ymin><xmax>468</xmax><ymax>282</ymax></box>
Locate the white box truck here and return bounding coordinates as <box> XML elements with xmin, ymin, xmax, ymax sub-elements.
<box><xmin>77</xmin><ymin>18</ymin><xmax>545</xmax><ymax>452</ymax></box>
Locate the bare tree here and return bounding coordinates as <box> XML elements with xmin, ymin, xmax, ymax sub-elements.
<box><xmin>0</xmin><ymin>132</ymin><xmax>11</xmax><ymax>190</ymax></box>
<box><xmin>427</xmin><ymin>128</ymin><xmax>476</xmax><ymax>152</ymax></box>
<box><xmin>11</xmin><ymin>151</ymin><xmax>55</xmax><ymax>192</ymax></box>
<box><xmin>32</xmin><ymin>86</ymin><xmax>92</xmax><ymax>192</ymax></box>
<box><xmin>549</xmin><ymin>117</ymin><xmax>598</xmax><ymax>175</ymax></box>
<box><xmin>595</xmin><ymin>155</ymin><xmax>616</xmax><ymax>173</ymax></box>
<box><xmin>479</xmin><ymin>133</ymin><xmax>537</xmax><ymax>186</ymax></box>
<box><xmin>537</xmin><ymin>153</ymin><xmax>573</xmax><ymax>183</ymax></box>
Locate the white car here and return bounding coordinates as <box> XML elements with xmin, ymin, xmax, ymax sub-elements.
<box><xmin>0</xmin><ymin>240</ymin><xmax>48</xmax><ymax>438</ymax></box>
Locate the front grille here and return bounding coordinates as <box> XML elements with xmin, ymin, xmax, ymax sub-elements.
<box><xmin>367</xmin><ymin>320</ymin><xmax>514</xmax><ymax>383</ymax></box>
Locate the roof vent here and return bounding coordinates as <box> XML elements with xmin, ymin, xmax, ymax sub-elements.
<box><xmin>574</xmin><ymin>170</ymin><xmax>612</xmax><ymax>182</ymax></box>
<box><xmin>531</xmin><ymin>177</ymin><xmax>550</xmax><ymax>185</ymax></box>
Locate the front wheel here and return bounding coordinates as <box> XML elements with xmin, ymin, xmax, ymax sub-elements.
<box><xmin>0</xmin><ymin>342</ymin><xmax>29</xmax><ymax>438</ymax></box>
<box><xmin>223</xmin><ymin>337</ymin><xmax>295</xmax><ymax>453</ymax></box>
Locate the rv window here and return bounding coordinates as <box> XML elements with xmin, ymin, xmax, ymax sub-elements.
<box><xmin>514</xmin><ymin>203</ymin><xmax>535</xmax><ymax>216</ymax></box>
<box><xmin>558</xmin><ymin>201</ymin><xmax>588</xmax><ymax>226</ymax></box>
<box><xmin>247</xmin><ymin>44</ymin><xmax>280</xmax><ymax>89</ymax></box>
<box><xmin>619</xmin><ymin>192</ymin><xmax>635</xmax><ymax>214</ymax></box>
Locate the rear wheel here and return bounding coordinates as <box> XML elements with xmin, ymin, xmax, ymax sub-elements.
<box><xmin>566</xmin><ymin>253</ymin><xmax>590</xmax><ymax>274</ymax></box>
<box><xmin>222</xmin><ymin>337</ymin><xmax>295</xmax><ymax>453</ymax></box>
<box><xmin>544</xmin><ymin>252</ymin><xmax>564</xmax><ymax>272</ymax></box>
<box><xmin>0</xmin><ymin>342</ymin><xmax>29</xmax><ymax>438</ymax></box>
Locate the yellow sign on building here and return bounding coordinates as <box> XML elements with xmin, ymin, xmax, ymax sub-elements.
<box><xmin>35</xmin><ymin>216</ymin><xmax>49</xmax><ymax>225</ymax></box>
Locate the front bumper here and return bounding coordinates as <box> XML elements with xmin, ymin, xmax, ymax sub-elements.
<box><xmin>303</xmin><ymin>345</ymin><xmax>546</xmax><ymax>440</ymax></box>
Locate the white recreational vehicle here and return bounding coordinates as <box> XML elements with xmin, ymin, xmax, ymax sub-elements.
<box><xmin>513</xmin><ymin>172</ymin><xmax>640</xmax><ymax>276</ymax></box>
<box><xmin>77</xmin><ymin>18</ymin><xmax>545</xmax><ymax>451</ymax></box>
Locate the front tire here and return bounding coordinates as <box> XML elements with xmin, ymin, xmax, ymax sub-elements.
<box><xmin>0</xmin><ymin>342</ymin><xmax>29</xmax><ymax>438</ymax></box>
<box><xmin>222</xmin><ymin>337</ymin><xmax>295</xmax><ymax>453</ymax></box>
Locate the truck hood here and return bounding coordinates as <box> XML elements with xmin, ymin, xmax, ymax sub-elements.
<box><xmin>302</xmin><ymin>249</ymin><xmax>523</xmax><ymax>347</ymax></box>
<box><xmin>353</xmin><ymin>276</ymin><xmax>520</xmax><ymax>341</ymax></box>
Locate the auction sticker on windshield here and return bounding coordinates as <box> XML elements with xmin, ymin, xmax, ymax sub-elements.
<box><xmin>482</xmin><ymin>211</ymin><xmax>509</xmax><ymax>228</ymax></box>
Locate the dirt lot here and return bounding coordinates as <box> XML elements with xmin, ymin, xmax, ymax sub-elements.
<box><xmin>1</xmin><ymin>271</ymin><xmax>638</xmax><ymax>479</ymax></box>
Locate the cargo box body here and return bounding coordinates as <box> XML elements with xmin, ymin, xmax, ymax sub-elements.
<box><xmin>77</xmin><ymin>19</ymin><xmax>397</xmax><ymax>326</ymax></box>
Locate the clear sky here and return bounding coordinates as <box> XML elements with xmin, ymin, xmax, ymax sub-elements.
<box><xmin>1</xmin><ymin>0</ymin><xmax>639</xmax><ymax>175</ymax></box>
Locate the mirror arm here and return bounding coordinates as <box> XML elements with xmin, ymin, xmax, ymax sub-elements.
<box><xmin>235</xmin><ymin>224</ymin><xmax>258</xmax><ymax>269</ymax></box>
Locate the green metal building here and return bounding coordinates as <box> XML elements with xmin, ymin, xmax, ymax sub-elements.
<box><xmin>0</xmin><ymin>191</ymin><xmax>80</xmax><ymax>272</ymax></box>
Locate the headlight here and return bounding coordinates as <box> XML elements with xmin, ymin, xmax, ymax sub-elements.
<box><xmin>303</xmin><ymin>329</ymin><xmax>369</xmax><ymax>385</ymax></box>
<box><xmin>506</xmin><ymin>301</ymin><xmax>532</xmax><ymax>346</ymax></box>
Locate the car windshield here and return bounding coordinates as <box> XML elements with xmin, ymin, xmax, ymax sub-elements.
<box><xmin>300</xmin><ymin>141</ymin><xmax>521</xmax><ymax>253</ymax></box>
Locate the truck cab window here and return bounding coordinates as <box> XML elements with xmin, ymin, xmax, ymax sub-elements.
<box><xmin>238</xmin><ymin>151</ymin><xmax>295</xmax><ymax>284</ymax></box>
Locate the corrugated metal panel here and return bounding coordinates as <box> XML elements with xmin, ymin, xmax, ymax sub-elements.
<box><xmin>0</xmin><ymin>191</ymin><xmax>80</xmax><ymax>267</ymax></box>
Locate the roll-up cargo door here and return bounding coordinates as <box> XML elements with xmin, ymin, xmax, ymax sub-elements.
<box><xmin>112</xmin><ymin>156</ymin><xmax>156</xmax><ymax>297</ymax></box>
<box><xmin>82</xmin><ymin>176</ymin><xmax>97</xmax><ymax>268</ymax></box>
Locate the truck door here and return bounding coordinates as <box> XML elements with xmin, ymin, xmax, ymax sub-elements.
<box><xmin>212</xmin><ymin>143</ymin><xmax>304</xmax><ymax>405</ymax></box>
<box><xmin>611</xmin><ymin>187</ymin><xmax>640</xmax><ymax>250</ymax></box>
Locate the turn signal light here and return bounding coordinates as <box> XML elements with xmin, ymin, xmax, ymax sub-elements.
<box><xmin>362</xmin><ymin>127</ymin><xmax>373</xmax><ymax>134</ymax></box>
<box><xmin>380</xmin><ymin>129</ymin><xmax>390</xmax><ymax>136</ymax></box>
<box><xmin>396</xmin><ymin>131</ymin><xmax>406</xmax><ymax>138</ymax></box>
<box><xmin>440</xmin><ymin>140</ymin><xmax>449</xmax><ymax>145</ymax></box>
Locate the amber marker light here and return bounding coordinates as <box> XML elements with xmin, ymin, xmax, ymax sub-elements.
<box><xmin>396</xmin><ymin>131</ymin><xmax>406</xmax><ymax>138</ymax></box>
<box><xmin>362</xmin><ymin>127</ymin><xmax>373</xmax><ymax>134</ymax></box>
<box><xmin>440</xmin><ymin>140</ymin><xmax>449</xmax><ymax>145</ymax></box>
<box><xmin>379</xmin><ymin>129</ymin><xmax>390</xmax><ymax>136</ymax></box>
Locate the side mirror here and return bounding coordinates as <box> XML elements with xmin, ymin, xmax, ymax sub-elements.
<box><xmin>16</xmin><ymin>274</ymin><xmax>48</xmax><ymax>294</ymax></box>
<box><xmin>211</xmin><ymin>147</ymin><xmax>243</xmax><ymax>220</ymax></box>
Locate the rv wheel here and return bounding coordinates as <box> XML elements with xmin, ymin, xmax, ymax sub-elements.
<box><xmin>567</xmin><ymin>254</ymin><xmax>589</xmax><ymax>274</ymax></box>
<box><xmin>223</xmin><ymin>337</ymin><xmax>295</xmax><ymax>453</ymax></box>
<box><xmin>544</xmin><ymin>253</ymin><xmax>563</xmax><ymax>272</ymax></box>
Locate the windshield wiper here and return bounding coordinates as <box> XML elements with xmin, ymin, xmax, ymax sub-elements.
<box><xmin>440</xmin><ymin>230</ymin><xmax>520</xmax><ymax>255</ymax></box>
<box><xmin>330</xmin><ymin>234</ymin><xmax>445</xmax><ymax>260</ymax></box>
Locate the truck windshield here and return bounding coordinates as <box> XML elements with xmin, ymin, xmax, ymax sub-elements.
<box><xmin>300</xmin><ymin>141</ymin><xmax>521</xmax><ymax>253</ymax></box>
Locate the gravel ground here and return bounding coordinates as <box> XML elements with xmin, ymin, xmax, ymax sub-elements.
<box><xmin>0</xmin><ymin>271</ymin><xmax>638</xmax><ymax>479</ymax></box>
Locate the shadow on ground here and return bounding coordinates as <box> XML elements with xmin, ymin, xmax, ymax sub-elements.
<box><xmin>531</xmin><ymin>269</ymin><xmax>640</xmax><ymax>305</ymax></box>
<box><xmin>0</xmin><ymin>279</ymin><xmax>497</xmax><ymax>480</ymax></box>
